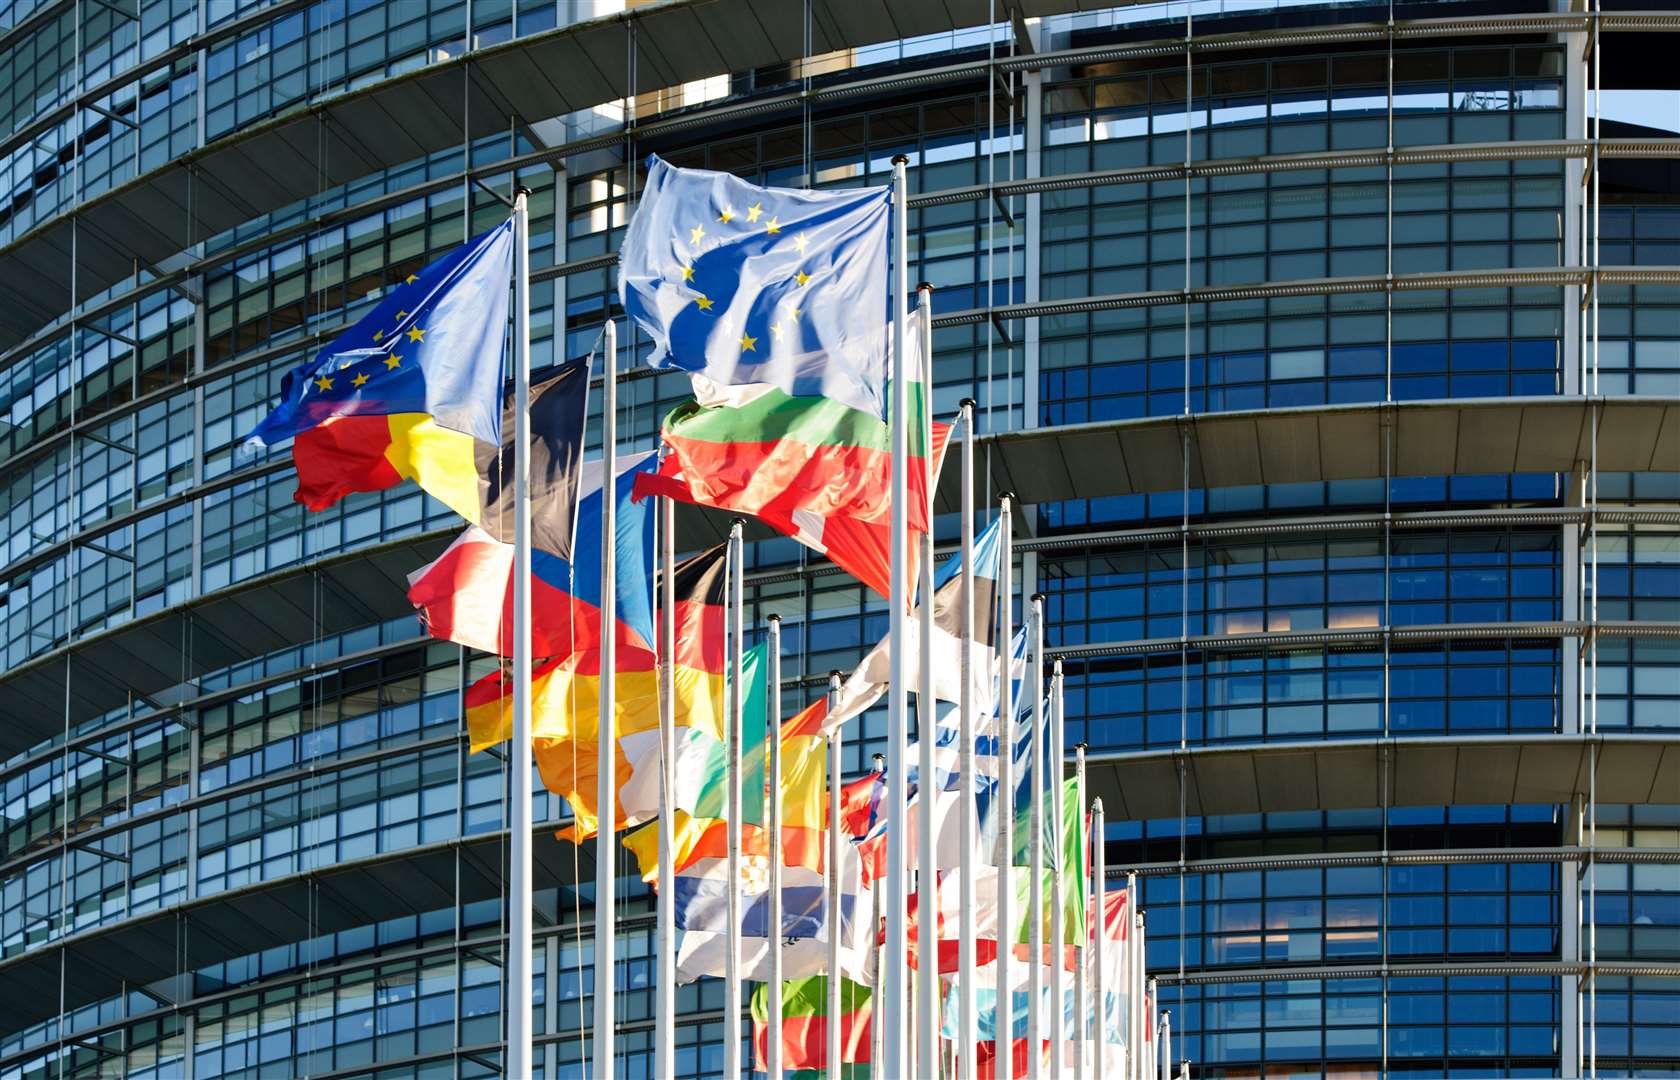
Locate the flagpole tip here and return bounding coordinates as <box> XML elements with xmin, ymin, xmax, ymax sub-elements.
<box><xmin>513</xmin><ymin>185</ymin><xmax>532</xmax><ymax>198</ymax></box>
<box><xmin>958</xmin><ymin>397</ymin><xmax>977</xmax><ymax>410</ymax></box>
<box><xmin>1031</xmin><ymin>592</ymin><xmax>1045</xmax><ymax>603</ymax></box>
<box><xmin>916</xmin><ymin>281</ymin><xmax>933</xmax><ymax>294</ymax></box>
<box><xmin>999</xmin><ymin>490</ymin><xmax>1015</xmax><ymax>502</ymax></box>
<box><xmin>830</xmin><ymin>669</ymin><xmax>844</xmax><ymax>679</ymax></box>
<box><xmin>767</xmin><ymin>613</ymin><xmax>781</xmax><ymax>624</ymax></box>
<box><xmin>892</xmin><ymin>154</ymin><xmax>909</xmax><ymax>165</ymax></box>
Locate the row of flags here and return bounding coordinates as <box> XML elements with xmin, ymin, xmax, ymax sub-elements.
<box><xmin>237</xmin><ymin>154</ymin><xmax>1176</xmax><ymax>1077</ymax></box>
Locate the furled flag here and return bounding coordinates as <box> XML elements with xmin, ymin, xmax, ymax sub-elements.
<box><xmin>827</xmin><ymin>515</ymin><xmax>1005</xmax><ymax>730</ymax></box>
<box><xmin>1089</xmin><ymin>887</ymin><xmax>1132</xmax><ymax>1077</ymax></box>
<box><xmin>619</xmin><ymin>154</ymin><xmax>891</xmax><ymax>417</ymax></box>
<box><xmin>406</xmin><ymin>448</ymin><xmax>654</xmax><ymax>657</ymax></box>
<box><xmin>634</xmin><ymin>307</ymin><xmax>950</xmax><ymax>601</ymax></box>
<box><xmin>243</xmin><ymin>222</ymin><xmax>516</xmax><ymax>523</ymax></box>
<box><xmin>752</xmin><ymin>976</ymin><xmax>872</xmax><ymax>1073</ymax></box>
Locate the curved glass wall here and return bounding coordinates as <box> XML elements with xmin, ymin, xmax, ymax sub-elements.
<box><xmin>0</xmin><ymin>1</ymin><xmax>1676</xmax><ymax>1077</ymax></box>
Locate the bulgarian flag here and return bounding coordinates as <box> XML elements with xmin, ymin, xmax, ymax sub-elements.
<box><xmin>751</xmin><ymin>975</ymin><xmax>872</xmax><ymax>1072</ymax></box>
<box><xmin>636</xmin><ymin>307</ymin><xmax>950</xmax><ymax>600</ymax></box>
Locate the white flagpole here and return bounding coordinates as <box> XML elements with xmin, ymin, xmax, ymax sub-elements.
<box><xmin>1028</xmin><ymin>593</ymin><xmax>1045</xmax><ymax>1080</ymax></box>
<box><xmin>995</xmin><ymin>494</ymin><xmax>1015</xmax><ymax>1080</ymax></box>
<box><xmin>871</xmin><ymin>750</ymin><xmax>887</xmax><ymax>1074</ymax></box>
<box><xmin>1131</xmin><ymin>909</ymin><xmax>1144</xmax><ymax>1080</ymax></box>
<box><xmin>657</xmin><ymin>494</ymin><xmax>677</xmax><ymax>1080</ymax></box>
<box><xmin>725</xmin><ymin>519</ymin><xmax>746</xmax><ymax>1080</ymax></box>
<box><xmin>1073</xmin><ymin>742</ymin><xmax>1086</xmax><ymax>1080</ymax></box>
<box><xmin>508</xmin><ymin>187</ymin><xmax>534</xmax><ymax>1080</ymax></box>
<box><xmin>1124</xmin><ymin>875</ymin><xmax>1138</xmax><ymax>1080</ymax></box>
<box><xmin>958</xmin><ymin>393</ymin><xmax>978</xmax><ymax>1077</ymax></box>
<box><xmin>595</xmin><ymin>315</ymin><xmax>619</xmax><ymax>1079</ymax></box>
<box><xmin>1146</xmin><ymin>979</ymin><xmax>1158</xmax><ymax>1080</ymax></box>
<box><xmin>915</xmin><ymin>282</ymin><xmax>938</xmax><ymax>1080</ymax></box>
<box><xmin>1049</xmin><ymin>660</ymin><xmax>1065</xmax><ymax>1080</ymax></box>
<box><xmin>767</xmin><ymin>614</ymin><xmax>784</xmax><ymax>1080</ymax></box>
<box><xmin>1091</xmin><ymin>797</ymin><xmax>1105</xmax><ymax>1080</ymax></box>
<box><xmin>826</xmin><ymin>672</ymin><xmax>845</xmax><ymax>1080</ymax></box>
<box><xmin>1158</xmin><ymin>1009</ymin><xmax>1171</xmax><ymax>1080</ymax></box>
<box><xmin>884</xmin><ymin>151</ymin><xmax>911</xmax><ymax>1080</ymax></box>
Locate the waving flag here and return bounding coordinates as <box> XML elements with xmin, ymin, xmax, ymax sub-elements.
<box><xmin>243</xmin><ymin>222</ymin><xmax>515</xmax><ymax>522</ymax></box>
<box><xmin>619</xmin><ymin>154</ymin><xmax>890</xmax><ymax>417</ymax></box>
<box><xmin>828</xmin><ymin>515</ymin><xmax>1006</xmax><ymax>730</ymax></box>
<box><xmin>636</xmin><ymin>307</ymin><xmax>948</xmax><ymax>600</ymax></box>
<box><xmin>406</xmin><ymin>451</ymin><xmax>656</xmax><ymax>656</ymax></box>
<box><xmin>622</xmin><ymin>696</ymin><xmax>833</xmax><ymax>878</ymax></box>
<box><xmin>463</xmin><ymin>644</ymin><xmax>661</xmax><ymax>838</ymax></box>
<box><xmin>752</xmin><ymin>976</ymin><xmax>872</xmax><ymax>1073</ymax></box>
<box><xmin>672</xmin><ymin>843</ymin><xmax>875</xmax><ymax>984</ymax></box>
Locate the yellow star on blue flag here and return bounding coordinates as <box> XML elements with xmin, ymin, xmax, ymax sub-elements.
<box><xmin>619</xmin><ymin>154</ymin><xmax>890</xmax><ymax>418</ymax></box>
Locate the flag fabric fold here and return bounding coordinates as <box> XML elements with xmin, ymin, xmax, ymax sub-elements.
<box><xmin>406</xmin><ymin>450</ymin><xmax>654</xmax><ymax>657</ymax></box>
<box><xmin>619</xmin><ymin>154</ymin><xmax>891</xmax><ymax>417</ymax></box>
<box><xmin>752</xmin><ymin>976</ymin><xmax>872</xmax><ymax>1072</ymax></box>
<box><xmin>243</xmin><ymin>222</ymin><xmax>516</xmax><ymax>522</ymax></box>
<box><xmin>634</xmin><ymin>307</ymin><xmax>949</xmax><ymax>600</ymax></box>
<box><xmin>827</xmin><ymin>515</ymin><xmax>1005</xmax><ymax>730</ymax></box>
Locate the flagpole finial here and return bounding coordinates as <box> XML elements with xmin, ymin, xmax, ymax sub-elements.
<box><xmin>1074</xmin><ymin>741</ymin><xmax>1087</xmax><ymax>751</ymax></box>
<box><xmin>999</xmin><ymin>490</ymin><xmax>1015</xmax><ymax>502</ymax></box>
<box><xmin>872</xmin><ymin>753</ymin><xmax>886</xmax><ymax>770</ymax></box>
<box><xmin>959</xmin><ymin>397</ymin><xmax>976</xmax><ymax>409</ymax></box>
<box><xmin>1031</xmin><ymin>591</ymin><xmax>1045</xmax><ymax>602</ymax></box>
<box><xmin>514</xmin><ymin>185</ymin><xmax>532</xmax><ymax>198</ymax></box>
<box><xmin>830</xmin><ymin>669</ymin><xmax>845</xmax><ymax>679</ymax></box>
<box><xmin>892</xmin><ymin>154</ymin><xmax>909</xmax><ymax>165</ymax></box>
<box><xmin>917</xmin><ymin>281</ymin><xmax>933</xmax><ymax>293</ymax></box>
<box><xmin>767</xmin><ymin>612</ymin><xmax>781</xmax><ymax>624</ymax></box>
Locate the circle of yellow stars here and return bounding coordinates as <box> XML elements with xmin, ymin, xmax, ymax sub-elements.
<box><xmin>307</xmin><ymin>274</ymin><xmax>431</xmax><ymax>396</ymax></box>
<box><xmin>678</xmin><ymin>199</ymin><xmax>817</xmax><ymax>357</ymax></box>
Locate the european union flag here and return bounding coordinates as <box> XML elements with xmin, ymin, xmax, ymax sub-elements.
<box><xmin>619</xmin><ymin>154</ymin><xmax>890</xmax><ymax>418</ymax></box>
<box><xmin>240</xmin><ymin>220</ymin><xmax>517</xmax><ymax>524</ymax></box>
<box><xmin>243</xmin><ymin>220</ymin><xmax>513</xmax><ymax>453</ymax></box>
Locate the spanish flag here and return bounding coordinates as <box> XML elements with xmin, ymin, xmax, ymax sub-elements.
<box><xmin>241</xmin><ymin>222</ymin><xmax>536</xmax><ymax>542</ymax></box>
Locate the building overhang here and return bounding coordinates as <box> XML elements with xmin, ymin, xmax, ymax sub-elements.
<box><xmin>936</xmin><ymin>395</ymin><xmax>1679</xmax><ymax>511</ymax></box>
<box><xmin>0</xmin><ymin>822</ymin><xmax>594</xmax><ymax>1038</ymax></box>
<box><xmin>2</xmin><ymin>396</ymin><xmax>1675</xmax><ymax>762</ymax></box>
<box><xmin>1083</xmin><ymin>733</ymin><xmax>1680</xmax><ymax>822</ymax></box>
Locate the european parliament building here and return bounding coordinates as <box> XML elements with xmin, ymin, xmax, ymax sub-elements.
<box><xmin>0</xmin><ymin>0</ymin><xmax>1675</xmax><ymax>1076</ymax></box>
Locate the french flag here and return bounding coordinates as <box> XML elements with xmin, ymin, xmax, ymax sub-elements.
<box><xmin>405</xmin><ymin>452</ymin><xmax>657</xmax><ymax>656</ymax></box>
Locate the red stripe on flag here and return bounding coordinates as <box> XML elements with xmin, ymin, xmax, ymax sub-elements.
<box><xmin>291</xmin><ymin>415</ymin><xmax>404</xmax><ymax>510</ymax></box>
<box><xmin>752</xmin><ymin>1007</ymin><xmax>872</xmax><ymax>1071</ymax></box>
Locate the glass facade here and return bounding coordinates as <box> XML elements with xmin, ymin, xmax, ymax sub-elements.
<box><xmin>0</xmin><ymin>0</ymin><xmax>1675</xmax><ymax>1076</ymax></box>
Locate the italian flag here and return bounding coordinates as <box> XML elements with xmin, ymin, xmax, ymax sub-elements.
<box><xmin>636</xmin><ymin>308</ymin><xmax>950</xmax><ymax>600</ymax></box>
<box><xmin>751</xmin><ymin>975</ymin><xmax>873</xmax><ymax>1072</ymax></box>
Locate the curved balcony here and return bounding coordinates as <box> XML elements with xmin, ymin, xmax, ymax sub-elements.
<box><xmin>1</xmin><ymin>395</ymin><xmax>1673</xmax><ymax>762</ymax></box>
<box><xmin>0</xmin><ymin>816</ymin><xmax>590</xmax><ymax>1038</ymax></box>
<box><xmin>1082</xmin><ymin>732</ymin><xmax>1680</xmax><ymax>823</ymax></box>
<box><xmin>0</xmin><ymin>1</ymin><xmax>1674</xmax><ymax>355</ymax></box>
<box><xmin>0</xmin><ymin>729</ymin><xmax>1674</xmax><ymax>1039</ymax></box>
